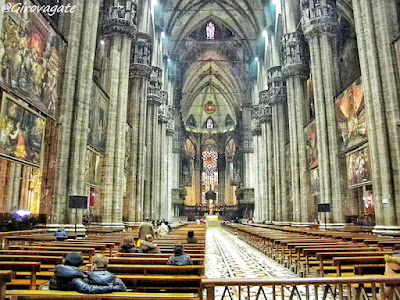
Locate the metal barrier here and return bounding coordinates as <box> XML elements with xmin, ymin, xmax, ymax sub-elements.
<box><xmin>201</xmin><ymin>276</ymin><xmax>400</xmax><ymax>300</ymax></box>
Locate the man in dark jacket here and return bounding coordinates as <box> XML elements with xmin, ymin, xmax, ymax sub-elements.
<box><xmin>49</xmin><ymin>252</ymin><xmax>124</xmax><ymax>293</ymax></box>
<box><xmin>87</xmin><ymin>254</ymin><xmax>126</xmax><ymax>291</ymax></box>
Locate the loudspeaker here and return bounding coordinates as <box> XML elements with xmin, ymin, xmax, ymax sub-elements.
<box><xmin>318</xmin><ymin>203</ymin><xmax>331</xmax><ymax>213</ymax></box>
<box><xmin>69</xmin><ymin>196</ymin><xmax>88</xmax><ymax>209</ymax></box>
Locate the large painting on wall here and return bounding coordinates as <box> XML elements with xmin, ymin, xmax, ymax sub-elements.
<box><xmin>346</xmin><ymin>146</ymin><xmax>371</xmax><ymax>187</ymax></box>
<box><xmin>0</xmin><ymin>92</ymin><xmax>46</xmax><ymax>167</ymax></box>
<box><xmin>0</xmin><ymin>1</ymin><xmax>66</xmax><ymax>117</ymax></box>
<box><xmin>335</xmin><ymin>79</ymin><xmax>367</xmax><ymax>152</ymax></box>
<box><xmin>305</xmin><ymin>121</ymin><xmax>318</xmax><ymax>169</ymax></box>
<box><xmin>88</xmin><ymin>83</ymin><xmax>108</xmax><ymax>153</ymax></box>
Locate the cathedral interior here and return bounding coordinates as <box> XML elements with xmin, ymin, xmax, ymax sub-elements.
<box><xmin>0</xmin><ymin>0</ymin><xmax>399</xmax><ymax>235</ymax></box>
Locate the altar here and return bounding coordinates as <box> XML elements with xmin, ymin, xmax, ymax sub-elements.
<box><xmin>206</xmin><ymin>215</ymin><xmax>219</xmax><ymax>221</ymax></box>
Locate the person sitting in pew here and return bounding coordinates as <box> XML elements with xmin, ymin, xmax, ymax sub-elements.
<box><xmin>119</xmin><ymin>237</ymin><xmax>138</xmax><ymax>253</ymax></box>
<box><xmin>167</xmin><ymin>244</ymin><xmax>192</xmax><ymax>266</ymax></box>
<box><xmin>186</xmin><ymin>230</ymin><xmax>197</xmax><ymax>243</ymax></box>
<box><xmin>50</xmin><ymin>252</ymin><xmax>124</xmax><ymax>294</ymax></box>
<box><xmin>87</xmin><ymin>254</ymin><xmax>126</xmax><ymax>292</ymax></box>
<box><xmin>139</xmin><ymin>234</ymin><xmax>161</xmax><ymax>254</ymax></box>
<box><xmin>54</xmin><ymin>227</ymin><xmax>68</xmax><ymax>241</ymax></box>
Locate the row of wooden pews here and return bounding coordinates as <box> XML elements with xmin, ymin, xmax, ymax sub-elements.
<box><xmin>224</xmin><ymin>223</ymin><xmax>400</xmax><ymax>279</ymax></box>
<box><xmin>0</xmin><ymin>223</ymin><xmax>206</xmax><ymax>299</ymax></box>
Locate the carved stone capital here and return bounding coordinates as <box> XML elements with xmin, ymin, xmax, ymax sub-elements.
<box><xmin>252</xmin><ymin>104</ymin><xmax>272</xmax><ymax>125</ymax></box>
<box><xmin>103</xmin><ymin>19</ymin><xmax>137</xmax><ymax>38</ymax></box>
<box><xmin>129</xmin><ymin>64</ymin><xmax>152</xmax><ymax>78</ymax></box>
<box><xmin>268</xmin><ymin>66</ymin><xmax>287</xmax><ymax>105</ymax></box>
<box><xmin>147</xmin><ymin>66</ymin><xmax>163</xmax><ymax>97</ymax></box>
<box><xmin>301</xmin><ymin>0</ymin><xmax>339</xmax><ymax>38</ymax></box>
<box><xmin>259</xmin><ymin>90</ymin><xmax>269</xmax><ymax>105</ymax></box>
<box><xmin>282</xmin><ymin>32</ymin><xmax>309</xmax><ymax>78</ymax></box>
<box><xmin>131</xmin><ymin>32</ymin><xmax>153</xmax><ymax>69</ymax></box>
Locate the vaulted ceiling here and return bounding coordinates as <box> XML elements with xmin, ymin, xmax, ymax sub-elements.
<box><xmin>159</xmin><ymin>0</ymin><xmax>266</xmax><ymax>133</ymax></box>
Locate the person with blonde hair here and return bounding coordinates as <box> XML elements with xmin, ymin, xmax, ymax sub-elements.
<box><xmin>87</xmin><ymin>254</ymin><xmax>126</xmax><ymax>292</ymax></box>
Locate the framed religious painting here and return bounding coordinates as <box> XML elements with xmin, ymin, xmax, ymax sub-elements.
<box><xmin>0</xmin><ymin>91</ymin><xmax>46</xmax><ymax>167</ymax></box>
<box><xmin>346</xmin><ymin>145</ymin><xmax>371</xmax><ymax>188</ymax></box>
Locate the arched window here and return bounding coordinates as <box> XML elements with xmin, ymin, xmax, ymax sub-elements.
<box><xmin>206</xmin><ymin>22</ymin><xmax>215</xmax><ymax>39</ymax></box>
<box><xmin>207</xmin><ymin>118</ymin><xmax>214</xmax><ymax>129</ymax></box>
<box><xmin>186</xmin><ymin>115</ymin><xmax>196</xmax><ymax>128</ymax></box>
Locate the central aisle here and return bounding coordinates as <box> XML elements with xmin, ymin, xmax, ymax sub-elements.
<box><xmin>204</xmin><ymin>223</ymin><xmax>299</xmax><ymax>298</ymax></box>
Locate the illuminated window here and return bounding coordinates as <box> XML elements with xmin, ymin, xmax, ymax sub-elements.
<box><xmin>201</xmin><ymin>148</ymin><xmax>218</xmax><ymax>203</ymax></box>
<box><xmin>206</xmin><ymin>22</ymin><xmax>215</xmax><ymax>40</ymax></box>
<box><xmin>206</xmin><ymin>118</ymin><xmax>214</xmax><ymax>129</ymax></box>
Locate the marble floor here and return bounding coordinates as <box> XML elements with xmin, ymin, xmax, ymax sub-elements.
<box><xmin>204</xmin><ymin>224</ymin><xmax>329</xmax><ymax>299</ymax></box>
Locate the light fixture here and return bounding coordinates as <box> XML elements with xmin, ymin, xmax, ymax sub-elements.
<box><xmin>152</xmin><ymin>0</ymin><xmax>158</xmax><ymax>6</ymax></box>
<box><xmin>255</xmin><ymin>57</ymin><xmax>259</xmax><ymax>62</ymax></box>
<box><xmin>262</xmin><ymin>30</ymin><xmax>268</xmax><ymax>37</ymax></box>
<box><xmin>161</xmin><ymin>31</ymin><xmax>165</xmax><ymax>38</ymax></box>
<box><xmin>167</xmin><ymin>58</ymin><xmax>171</xmax><ymax>62</ymax></box>
<box><xmin>99</xmin><ymin>39</ymin><xmax>105</xmax><ymax>45</ymax></box>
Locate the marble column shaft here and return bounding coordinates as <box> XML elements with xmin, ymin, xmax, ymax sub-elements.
<box><xmin>53</xmin><ymin>1</ymin><xmax>100</xmax><ymax>224</ymax></box>
<box><xmin>352</xmin><ymin>0</ymin><xmax>399</xmax><ymax>228</ymax></box>
<box><xmin>302</xmin><ymin>0</ymin><xmax>344</xmax><ymax>223</ymax></box>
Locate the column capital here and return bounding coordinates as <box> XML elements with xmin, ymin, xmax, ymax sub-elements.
<box><xmin>103</xmin><ymin>0</ymin><xmax>137</xmax><ymax>38</ymax></box>
<box><xmin>130</xmin><ymin>32</ymin><xmax>153</xmax><ymax>78</ymax></box>
<box><xmin>147</xmin><ymin>95</ymin><xmax>162</xmax><ymax>106</ymax></box>
<box><xmin>160</xmin><ymin>91</ymin><xmax>169</xmax><ymax>104</ymax></box>
<box><xmin>282</xmin><ymin>32</ymin><xmax>310</xmax><ymax>78</ymax></box>
<box><xmin>300</xmin><ymin>0</ymin><xmax>339</xmax><ymax>38</ymax></box>
<box><xmin>148</xmin><ymin>66</ymin><xmax>163</xmax><ymax>98</ymax></box>
<box><xmin>252</xmin><ymin>104</ymin><xmax>272</xmax><ymax>125</ymax></box>
<box><xmin>268</xmin><ymin>66</ymin><xmax>287</xmax><ymax>105</ymax></box>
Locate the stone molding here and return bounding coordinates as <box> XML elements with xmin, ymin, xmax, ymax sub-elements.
<box><xmin>282</xmin><ymin>32</ymin><xmax>310</xmax><ymax>78</ymax></box>
<box><xmin>267</xmin><ymin>66</ymin><xmax>287</xmax><ymax>105</ymax></box>
<box><xmin>300</xmin><ymin>0</ymin><xmax>339</xmax><ymax>38</ymax></box>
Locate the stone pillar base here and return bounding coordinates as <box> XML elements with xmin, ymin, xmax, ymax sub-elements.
<box><xmin>373</xmin><ymin>226</ymin><xmax>400</xmax><ymax>236</ymax></box>
<box><xmin>290</xmin><ymin>222</ymin><xmax>314</xmax><ymax>227</ymax></box>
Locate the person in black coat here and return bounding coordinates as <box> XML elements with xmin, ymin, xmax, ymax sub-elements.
<box><xmin>49</xmin><ymin>252</ymin><xmax>124</xmax><ymax>294</ymax></box>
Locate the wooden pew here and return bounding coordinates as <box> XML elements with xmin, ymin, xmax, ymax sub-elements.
<box><xmin>9</xmin><ymin>245</ymin><xmax>96</xmax><ymax>262</ymax></box>
<box><xmin>117</xmin><ymin>274</ymin><xmax>204</xmax><ymax>294</ymax></box>
<box><xmin>314</xmin><ymin>251</ymin><xmax>392</xmax><ymax>276</ymax></box>
<box><xmin>107</xmin><ymin>264</ymin><xmax>204</xmax><ymax>276</ymax></box>
<box><xmin>7</xmin><ymin>290</ymin><xmax>200</xmax><ymax>299</ymax></box>
<box><xmin>0</xmin><ymin>270</ymin><xmax>12</xmax><ymax>300</ymax></box>
<box><xmin>332</xmin><ymin>256</ymin><xmax>386</xmax><ymax>276</ymax></box>
<box><xmin>0</xmin><ymin>255</ymin><xmax>63</xmax><ymax>270</ymax></box>
<box><xmin>354</xmin><ymin>264</ymin><xmax>385</xmax><ymax>275</ymax></box>
<box><xmin>108</xmin><ymin>257</ymin><xmax>204</xmax><ymax>265</ymax></box>
<box><xmin>116</xmin><ymin>253</ymin><xmax>204</xmax><ymax>258</ymax></box>
<box><xmin>34</xmin><ymin>242</ymin><xmax>108</xmax><ymax>255</ymax></box>
<box><xmin>0</xmin><ymin>261</ymin><xmax>42</xmax><ymax>290</ymax></box>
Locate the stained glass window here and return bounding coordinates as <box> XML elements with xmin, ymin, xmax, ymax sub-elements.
<box><xmin>201</xmin><ymin>148</ymin><xmax>218</xmax><ymax>204</ymax></box>
<box><xmin>206</xmin><ymin>118</ymin><xmax>214</xmax><ymax>129</ymax></box>
<box><xmin>206</xmin><ymin>22</ymin><xmax>215</xmax><ymax>40</ymax></box>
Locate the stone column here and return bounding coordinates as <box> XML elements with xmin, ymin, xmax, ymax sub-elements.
<box><xmin>282</xmin><ymin>32</ymin><xmax>313</xmax><ymax>223</ymax></box>
<box><xmin>52</xmin><ymin>0</ymin><xmax>101</xmax><ymax>225</ymax></box>
<box><xmin>166</xmin><ymin>115</ymin><xmax>175</xmax><ymax>220</ymax></box>
<box><xmin>158</xmin><ymin>92</ymin><xmax>170</xmax><ymax>220</ymax></box>
<box><xmin>7</xmin><ymin>163</ymin><xmax>21</xmax><ymax>211</ymax></box>
<box><xmin>267</xmin><ymin>66</ymin><xmax>288</xmax><ymax>222</ymax></box>
<box><xmin>101</xmin><ymin>0</ymin><xmax>137</xmax><ymax>226</ymax></box>
<box><xmin>145</xmin><ymin>67</ymin><xmax>162</xmax><ymax>219</ymax></box>
<box><xmin>301</xmin><ymin>0</ymin><xmax>344</xmax><ymax>223</ymax></box>
<box><xmin>126</xmin><ymin>33</ymin><xmax>153</xmax><ymax>222</ymax></box>
<box><xmin>352</xmin><ymin>0</ymin><xmax>400</xmax><ymax>232</ymax></box>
